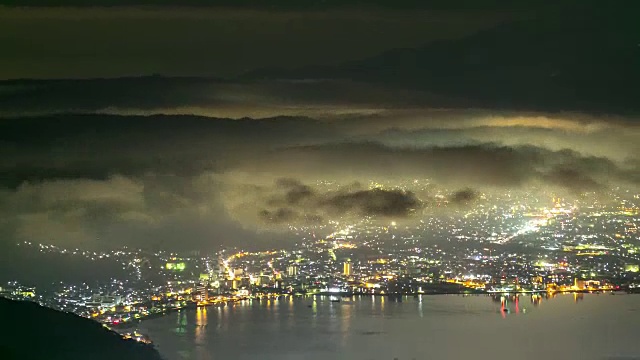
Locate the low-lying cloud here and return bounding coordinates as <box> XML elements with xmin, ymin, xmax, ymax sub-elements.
<box><xmin>239</xmin><ymin>142</ymin><xmax>639</xmax><ymax>192</ymax></box>
<box><xmin>0</xmin><ymin>110</ymin><xmax>638</xmax><ymax>250</ymax></box>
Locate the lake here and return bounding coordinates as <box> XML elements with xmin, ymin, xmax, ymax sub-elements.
<box><xmin>140</xmin><ymin>293</ymin><xmax>640</xmax><ymax>360</ymax></box>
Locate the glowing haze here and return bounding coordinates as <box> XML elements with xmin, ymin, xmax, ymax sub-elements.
<box><xmin>0</xmin><ymin>1</ymin><xmax>638</xmax><ymax>250</ymax></box>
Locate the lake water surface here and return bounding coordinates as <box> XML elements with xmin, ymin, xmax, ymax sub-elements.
<box><xmin>140</xmin><ymin>294</ymin><xmax>640</xmax><ymax>360</ymax></box>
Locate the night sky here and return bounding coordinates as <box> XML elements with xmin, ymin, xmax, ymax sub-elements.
<box><xmin>0</xmin><ymin>1</ymin><xmax>639</xmax><ymax>251</ymax></box>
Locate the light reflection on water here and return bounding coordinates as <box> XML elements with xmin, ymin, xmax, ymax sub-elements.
<box><xmin>140</xmin><ymin>294</ymin><xmax>640</xmax><ymax>360</ymax></box>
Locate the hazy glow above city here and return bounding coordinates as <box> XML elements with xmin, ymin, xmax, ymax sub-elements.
<box><xmin>0</xmin><ymin>105</ymin><xmax>638</xmax><ymax>251</ymax></box>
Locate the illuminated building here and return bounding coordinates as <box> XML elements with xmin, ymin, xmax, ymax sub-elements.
<box><xmin>343</xmin><ymin>259</ymin><xmax>352</xmax><ymax>276</ymax></box>
<box><xmin>211</xmin><ymin>253</ymin><xmax>225</xmax><ymax>280</ymax></box>
<box><xmin>274</xmin><ymin>279</ymin><xmax>283</xmax><ymax>289</ymax></box>
<box><xmin>196</xmin><ymin>282</ymin><xmax>208</xmax><ymax>302</ymax></box>
<box><xmin>196</xmin><ymin>274</ymin><xmax>210</xmax><ymax>302</ymax></box>
<box><xmin>257</xmin><ymin>274</ymin><xmax>272</xmax><ymax>286</ymax></box>
<box><xmin>86</xmin><ymin>294</ymin><xmax>122</xmax><ymax>308</ymax></box>
<box><xmin>165</xmin><ymin>262</ymin><xmax>186</xmax><ymax>271</ymax></box>
<box><xmin>10</xmin><ymin>287</ymin><xmax>36</xmax><ymax>298</ymax></box>
<box><xmin>287</xmin><ymin>265</ymin><xmax>299</xmax><ymax>277</ymax></box>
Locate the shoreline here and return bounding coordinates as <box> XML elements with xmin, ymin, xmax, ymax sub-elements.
<box><xmin>111</xmin><ymin>289</ymin><xmax>636</xmax><ymax>329</ymax></box>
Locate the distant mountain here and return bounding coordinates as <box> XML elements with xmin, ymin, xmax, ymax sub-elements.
<box><xmin>243</xmin><ymin>10</ymin><xmax>639</xmax><ymax>114</ymax></box>
<box><xmin>0</xmin><ymin>297</ymin><xmax>163</xmax><ymax>360</ymax></box>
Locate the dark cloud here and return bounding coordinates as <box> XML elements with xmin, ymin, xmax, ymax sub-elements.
<box><xmin>244</xmin><ymin>142</ymin><xmax>640</xmax><ymax>191</ymax></box>
<box><xmin>449</xmin><ymin>188</ymin><xmax>478</xmax><ymax>204</ymax></box>
<box><xmin>541</xmin><ymin>168</ymin><xmax>603</xmax><ymax>193</ymax></box>
<box><xmin>250</xmin><ymin>180</ymin><xmax>422</xmax><ymax>226</ymax></box>
<box><xmin>370</xmin><ymin>122</ymin><xmax>640</xmax><ymax>164</ymax></box>
<box><xmin>0</xmin><ymin>113</ymin><xmax>339</xmax><ymax>188</ymax></box>
<box><xmin>275</xmin><ymin>178</ymin><xmax>315</xmax><ymax>205</ymax></box>
<box><xmin>259</xmin><ymin>208</ymin><xmax>298</xmax><ymax>223</ymax></box>
<box><xmin>324</xmin><ymin>188</ymin><xmax>421</xmax><ymax>218</ymax></box>
<box><xmin>2</xmin><ymin>113</ymin><xmax>637</xmax><ymax>192</ymax></box>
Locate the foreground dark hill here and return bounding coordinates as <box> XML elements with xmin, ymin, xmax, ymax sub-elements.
<box><xmin>0</xmin><ymin>298</ymin><xmax>163</xmax><ymax>360</ymax></box>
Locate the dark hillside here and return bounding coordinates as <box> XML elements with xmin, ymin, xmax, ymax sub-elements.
<box><xmin>0</xmin><ymin>297</ymin><xmax>163</xmax><ymax>360</ymax></box>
